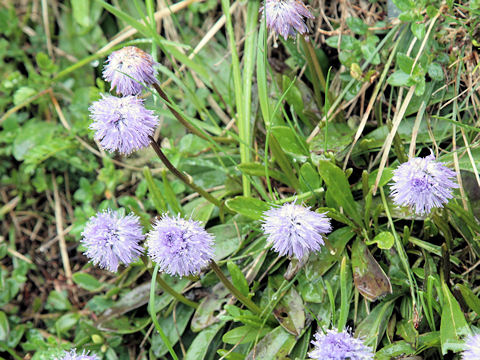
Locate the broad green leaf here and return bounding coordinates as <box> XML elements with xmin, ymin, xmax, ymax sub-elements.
<box><xmin>456</xmin><ymin>284</ymin><xmax>480</xmax><ymax>315</ymax></box>
<box><xmin>225</xmin><ymin>196</ymin><xmax>270</xmax><ymax>220</ymax></box>
<box><xmin>185</xmin><ymin>322</ymin><xmax>225</xmax><ymax>360</ymax></box>
<box><xmin>55</xmin><ymin>313</ymin><xmax>79</xmax><ymax>334</ymax></box>
<box><xmin>223</xmin><ymin>325</ymin><xmax>271</xmax><ymax>345</ymax></box>
<box><xmin>366</xmin><ymin>231</ymin><xmax>395</xmax><ymax>250</ymax></box>
<box><xmin>71</xmin><ymin>0</ymin><xmax>91</xmax><ymax>27</ymax></box>
<box><xmin>374</xmin><ymin>341</ymin><xmax>414</xmax><ymax>360</ymax></box>
<box><xmin>143</xmin><ymin>167</ymin><xmax>167</xmax><ymax>214</ymax></box>
<box><xmin>0</xmin><ymin>311</ymin><xmax>9</xmax><ymax>341</ymax></box>
<box><xmin>238</xmin><ymin>162</ymin><xmax>291</xmax><ymax>186</ymax></box>
<box><xmin>351</xmin><ymin>239</ymin><xmax>392</xmax><ymax>301</ymax></box>
<box><xmin>273</xmin><ymin>287</ymin><xmax>305</xmax><ymax>336</ymax></box>
<box><xmin>428</xmin><ymin>62</ymin><xmax>444</xmax><ymax>81</ymax></box>
<box><xmin>356</xmin><ymin>299</ymin><xmax>395</xmax><ymax>348</ymax></box>
<box><xmin>318</xmin><ymin>160</ymin><xmax>362</xmax><ymax>225</ymax></box>
<box><xmin>245</xmin><ymin>326</ymin><xmax>296</xmax><ymax>360</ymax></box>
<box><xmin>387</xmin><ymin>70</ymin><xmax>410</xmax><ymax>86</ymax></box>
<box><xmin>227</xmin><ymin>261</ymin><xmax>249</xmax><ymax>298</ymax></box>
<box><xmin>397</xmin><ymin>53</ymin><xmax>414</xmax><ymax>73</ymax></box>
<box><xmin>411</xmin><ymin>22</ymin><xmax>426</xmax><ymax>39</ymax></box>
<box><xmin>72</xmin><ymin>272</ymin><xmax>104</xmax><ymax>292</ymax></box>
<box><xmin>271</xmin><ymin>126</ymin><xmax>309</xmax><ymax>157</ymax></box>
<box><xmin>346</xmin><ymin>17</ymin><xmax>368</xmax><ymax>35</ymax></box>
<box><xmin>440</xmin><ymin>282</ymin><xmax>471</xmax><ymax>354</ymax></box>
<box><xmin>299</xmin><ymin>162</ymin><xmax>321</xmax><ymax>193</ymax></box>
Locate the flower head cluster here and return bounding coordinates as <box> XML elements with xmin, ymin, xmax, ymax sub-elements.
<box><xmin>390</xmin><ymin>153</ymin><xmax>458</xmax><ymax>215</ymax></box>
<box><xmin>103</xmin><ymin>46</ymin><xmax>158</xmax><ymax>96</ymax></box>
<box><xmin>262</xmin><ymin>202</ymin><xmax>332</xmax><ymax>260</ymax></box>
<box><xmin>260</xmin><ymin>0</ymin><xmax>314</xmax><ymax>40</ymax></box>
<box><xmin>56</xmin><ymin>349</ymin><xmax>99</xmax><ymax>360</ymax></box>
<box><xmin>463</xmin><ymin>334</ymin><xmax>480</xmax><ymax>360</ymax></box>
<box><xmin>89</xmin><ymin>95</ymin><xmax>158</xmax><ymax>154</ymax></box>
<box><xmin>146</xmin><ymin>215</ymin><xmax>214</xmax><ymax>277</ymax></box>
<box><xmin>308</xmin><ymin>329</ymin><xmax>374</xmax><ymax>360</ymax></box>
<box><xmin>81</xmin><ymin>210</ymin><xmax>144</xmax><ymax>272</ymax></box>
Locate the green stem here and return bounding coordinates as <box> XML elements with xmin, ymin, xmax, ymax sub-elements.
<box><xmin>152</xmin><ymin>83</ymin><xmax>232</xmax><ymax>144</ymax></box>
<box><xmin>210</xmin><ymin>260</ymin><xmax>262</xmax><ymax>315</ymax></box>
<box><xmin>149</xmin><ymin>264</ymin><xmax>179</xmax><ymax>360</ymax></box>
<box><xmin>149</xmin><ymin>136</ymin><xmax>224</xmax><ymax>209</ymax></box>
<box><xmin>380</xmin><ymin>187</ymin><xmax>418</xmax><ymax>309</ymax></box>
<box><xmin>142</xmin><ymin>256</ymin><xmax>198</xmax><ymax>309</ymax></box>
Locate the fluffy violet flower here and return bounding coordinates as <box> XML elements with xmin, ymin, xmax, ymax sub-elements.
<box><xmin>260</xmin><ymin>0</ymin><xmax>314</xmax><ymax>40</ymax></box>
<box><xmin>56</xmin><ymin>349</ymin><xmax>99</xmax><ymax>360</ymax></box>
<box><xmin>390</xmin><ymin>153</ymin><xmax>458</xmax><ymax>215</ymax></box>
<box><xmin>308</xmin><ymin>329</ymin><xmax>374</xmax><ymax>360</ymax></box>
<box><xmin>262</xmin><ymin>202</ymin><xmax>332</xmax><ymax>260</ymax></box>
<box><xmin>81</xmin><ymin>210</ymin><xmax>145</xmax><ymax>272</ymax></box>
<box><xmin>146</xmin><ymin>215</ymin><xmax>214</xmax><ymax>277</ymax></box>
<box><xmin>103</xmin><ymin>46</ymin><xmax>158</xmax><ymax>96</ymax></box>
<box><xmin>463</xmin><ymin>334</ymin><xmax>480</xmax><ymax>360</ymax></box>
<box><xmin>89</xmin><ymin>94</ymin><xmax>158</xmax><ymax>155</ymax></box>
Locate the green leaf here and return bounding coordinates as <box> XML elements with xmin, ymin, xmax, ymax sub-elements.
<box><xmin>72</xmin><ymin>272</ymin><xmax>104</xmax><ymax>292</ymax></box>
<box><xmin>55</xmin><ymin>313</ymin><xmax>79</xmax><ymax>334</ymax></box>
<box><xmin>355</xmin><ymin>299</ymin><xmax>395</xmax><ymax>348</ymax></box>
<box><xmin>387</xmin><ymin>71</ymin><xmax>410</xmax><ymax>86</ymax></box>
<box><xmin>271</xmin><ymin>126</ymin><xmax>309</xmax><ymax>157</ymax></box>
<box><xmin>428</xmin><ymin>62</ymin><xmax>444</xmax><ymax>81</ymax></box>
<box><xmin>351</xmin><ymin>239</ymin><xmax>392</xmax><ymax>301</ymax></box>
<box><xmin>366</xmin><ymin>231</ymin><xmax>395</xmax><ymax>249</ymax></box>
<box><xmin>273</xmin><ymin>287</ymin><xmax>305</xmax><ymax>336</ymax></box>
<box><xmin>456</xmin><ymin>284</ymin><xmax>480</xmax><ymax>315</ymax></box>
<box><xmin>223</xmin><ymin>325</ymin><xmax>270</xmax><ymax>344</ymax></box>
<box><xmin>0</xmin><ymin>311</ymin><xmax>9</xmax><ymax>342</ymax></box>
<box><xmin>411</xmin><ymin>22</ymin><xmax>426</xmax><ymax>39</ymax></box>
<box><xmin>13</xmin><ymin>87</ymin><xmax>36</xmax><ymax>106</ymax></box>
<box><xmin>185</xmin><ymin>322</ymin><xmax>224</xmax><ymax>360</ymax></box>
<box><xmin>440</xmin><ymin>282</ymin><xmax>471</xmax><ymax>354</ymax></box>
<box><xmin>299</xmin><ymin>162</ymin><xmax>321</xmax><ymax>192</ymax></box>
<box><xmin>227</xmin><ymin>261</ymin><xmax>249</xmax><ymax>298</ymax></box>
<box><xmin>245</xmin><ymin>326</ymin><xmax>296</xmax><ymax>360</ymax></box>
<box><xmin>225</xmin><ymin>196</ymin><xmax>270</xmax><ymax>220</ymax></box>
<box><xmin>393</xmin><ymin>0</ymin><xmax>415</xmax><ymax>11</ymax></box>
<box><xmin>397</xmin><ymin>53</ymin><xmax>414</xmax><ymax>73</ymax></box>
<box><xmin>46</xmin><ymin>290</ymin><xmax>72</xmax><ymax>311</ymax></box>
<box><xmin>346</xmin><ymin>17</ymin><xmax>368</xmax><ymax>35</ymax></box>
<box><xmin>143</xmin><ymin>167</ymin><xmax>167</xmax><ymax>214</ymax></box>
<box><xmin>72</xmin><ymin>0</ymin><xmax>91</xmax><ymax>26</ymax></box>
<box><xmin>237</xmin><ymin>162</ymin><xmax>291</xmax><ymax>187</ymax></box>
<box><xmin>317</xmin><ymin>160</ymin><xmax>362</xmax><ymax>225</ymax></box>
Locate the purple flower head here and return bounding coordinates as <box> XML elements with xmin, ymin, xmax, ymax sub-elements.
<box><xmin>308</xmin><ymin>328</ymin><xmax>374</xmax><ymax>360</ymax></box>
<box><xmin>262</xmin><ymin>202</ymin><xmax>332</xmax><ymax>260</ymax></box>
<box><xmin>260</xmin><ymin>0</ymin><xmax>314</xmax><ymax>40</ymax></box>
<box><xmin>89</xmin><ymin>94</ymin><xmax>158</xmax><ymax>155</ymax></box>
<box><xmin>390</xmin><ymin>153</ymin><xmax>458</xmax><ymax>215</ymax></box>
<box><xmin>81</xmin><ymin>210</ymin><xmax>144</xmax><ymax>272</ymax></box>
<box><xmin>146</xmin><ymin>214</ymin><xmax>214</xmax><ymax>277</ymax></box>
<box><xmin>56</xmin><ymin>349</ymin><xmax>99</xmax><ymax>360</ymax></box>
<box><xmin>103</xmin><ymin>46</ymin><xmax>158</xmax><ymax>96</ymax></box>
<box><xmin>463</xmin><ymin>334</ymin><xmax>480</xmax><ymax>360</ymax></box>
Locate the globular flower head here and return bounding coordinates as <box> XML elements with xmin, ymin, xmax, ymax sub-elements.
<box><xmin>103</xmin><ymin>46</ymin><xmax>158</xmax><ymax>96</ymax></box>
<box><xmin>463</xmin><ymin>334</ymin><xmax>480</xmax><ymax>360</ymax></box>
<box><xmin>308</xmin><ymin>328</ymin><xmax>374</xmax><ymax>360</ymax></box>
<box><xmin>390</xmin><ymin>153</ymin><xmax>458</xmax><ymax>215</ymax></box>
<box><xmin>56</xmin><ymin>349</ymin><xmax>99</xmax><ymax>360</ymax></box>
<box><xmin>260</xmin><ymin>0</ymin><xmax>314</xmax><ymax>40</ymax></box>
<box><xmin>262</xmin><ymin>202</ymin><xmax>332</xmax><ymax>260</ymax></box>
<box><xmin>81</xmin><ymin>210</ymin><xmax>145</xmax><ymax>272</ymax></box>
<box><xmin>146</xmin><ymin>215</ymin><xmax>214</xmax><ymax>277</ymax></box>
<box><xmin>89</xmin><ymin>94</ymin><xmax>158</xmax><ymax>155</ymax></box>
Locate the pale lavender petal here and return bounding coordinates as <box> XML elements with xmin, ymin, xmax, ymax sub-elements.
<box><xmin>103</xmin><ymin>46</ymin><xmax>158</xmax><ymax>96</ymax></box>
<box><xmin>390</xmin><ymin>153</ymin><xmax>458</xmax><ymax>215</ymax></box>
<box><xmin>146</xmin><ymin>215</ymin><xmax>214</xmax><ymax>277</ymax></box>
<box><xmin>463</xmin><ymin>334</ymin><xmax>480</xmax><ymax>360</ymax></box>
<box><xmin>81</xmin><ymin>210</ymin><xmax>144</xmax><ymax>272</ymax></box>
<box><xmin>260</xmin><ymin>0</ymin><xmax>314</xmax><ymax>40</ymax></box>
<box><xmin>262</xmin><ymin>202</ymin><xmax>332</xmax><ymax>260</ymax></box>
<box><xmin>56</xmin><ymin>349</ymin><xmax>100</xmax><ymax>360</ymax></box>
<box><xmin>89</xmin><ymin>94</ymin><xmax>158</xmax><ymax>155</ymax></box>
<box><xmin>308</xmin><ymin>328</ymin><xmax>374</xmax><ymax>360</ymax></box>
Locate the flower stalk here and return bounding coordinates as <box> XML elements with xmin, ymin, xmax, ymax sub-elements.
<box><xmin>210</xmin><ymin>260</ymin><xmax>262</xmax><ymax>316</ymax></box>
<box><xmin>142</xmin><ymin>256</ymin><xmax>199</xmax><ymax>309</ymax></box>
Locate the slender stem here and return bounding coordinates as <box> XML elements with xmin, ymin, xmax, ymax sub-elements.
<box><xmin>210</xmin><ymin>260</ymin><xmax>262</xmax><ymax>315</ymax></box>
<box><xmin>149</xmin><ymin>264</ymin><xmax>179</xmax><ymax>360</ymax></box>
<box><xmin>152</xmin><ymin>83</ymin><xmax>232</xmax><ymax>143</ymax></box>
<box><xmin>142</xmin><ymin>256</ymin><xmax>198</xmax><ymax>309</ymax></box>
<box><xmin>149</xmin><ymin>136</ymin><xmax>223</xmax><ymax>208</ymax></box>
